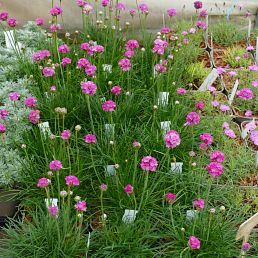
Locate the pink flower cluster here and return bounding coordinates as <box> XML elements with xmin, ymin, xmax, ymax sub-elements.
<box><xmin>81</xmin><ymin>81</ymin><xmax>97</xmax><ymax>96</ymax></box>
<box><xmin>61</xmin><ymin>130</ymin><xmax>71</xmax><ymax>140</ymax></box>
<box><xmin>193</xmin><ymin>199</ymin><xmax>204</xmax><ymax>209</ymax></box>
<box><xmin>102</xmin><ymin>100</ymin><xmax>116</xmax><ymax>112</ymax></box>
<box><xmin>50</xmin><ymin>5</ymin><xmax>63</xmax><ymax>16</ymax></box>
<box><xmin>118</xmin><ymin>58</ymin><xmax>131</xmax><ymax>71</ymax></box>
<box><xmin>207</xmin><ymin>162</ymin><xmax>224</xmax><ymax>177</ymax></box>
<box><xmin>80</xmin><ymin>42</ymin><xmax>104</xmax><ymax>56</ymax></box>
<box><xmin>124</xmin><ymin>184</ymin><xmax>134</xmax><ymax>195</ymax></box>
<box><xmin>185</xmin><ymin>112</ymin><xmax>200</xmax><ymax>126</ymax></box>
<box><xmin>236</xmin><ymin>88</ymin><xmax>253</xmax><ymax>100</ymax></box>
<box><xmin>84</xmin><ymin>134</ymin><xmax>97</xmax><ymax>144</ymax></box>
<box><xmin>188</xmin><ymin>236</ymin><xmax>200</xmax><ymax>249</ymax></box>
<box><xmin>0</xmin><ymin>109</ymin><xmax>9</xmax><ymax>120</ymax></box>
<box><xmin>9</xmin><ymin>92</ymin><xmax>20</xmax><ymax>101</ymax></box>
<box><xmin>65</xmin><ymin>175</ymin><xmax>80</xmax><ymax>186</ymax></box>
<box><xmin>43</xmin><ymin>67</ymin><xmax>55</xmax><ymax>77</ymax></box>
<box><xmin>49</xmin><ymin>160</ymin><xmax>63</xmax><ymax>171</ymax></box>
<box><xmin>37</xmin><ymin>177</ymin><xmax>50</xmax><ymax>188</ymax></box>
<box><xmin>74</xmin><ymin>201</ymin><xmax>87</xmax><ymax>212</ymax></box>
<box><xmin>210</xmin><ymin>151</ymin><xmax>225</xmax><ymax>163</ymax></box>
<box><xmin>250</xmin><ymin>131</ymin><xmax>258</xmax><ymax>146</ymax></box>
<box><xmin>152</xmin><ymin>39</ymin><xmax>168</xmax><ymax>55</ymax></box>
<box><xmin>24</xmin><ymin>97</ymin><xmax>37</xmax><ymax>108</ymax></box>
<box><xmin>29</xmin><ymin>110</ymin><xmax>40</xmax><ymax>124</ymax></box>
<box><xmin>167</xmin><ymin>8</ymin><xmax>177</xmax><ymax>17</ymax></box>
<box><xmin>0</xmin><ymin>123</ymin><xmax>6</xmax><ymax>134</ymax></box>
<box><xmin>165</xmin><ymin>192</ymin><xmax>176</xmax><ymax>202</ymax></box>
<box><xmin>58</xmin><ymin>44</ymin><xmax>70</xmax><ymax>54</ymax></box>
<box><xmin>164</xmin><ymin>130</ymin><xmax>181</xmax><ymax>149</ymax></box>
<box><xmin>140</xmin><ymin>156</ymin><xmax>158</xmax><ymax>172</ymax></box>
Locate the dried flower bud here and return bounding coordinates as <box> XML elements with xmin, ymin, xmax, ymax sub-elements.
<box><xmin>74</xmin><ymin>196</ymin><xmax>81</xmax><ymax>202</ymax></box>
<box><xmin>220</xmin><ymin>206</ymin><xmax>225</xmax><ymax>212</ymax></box>
<box><xmin>114</xmin><ymin>164</ymin><xmax>119</xmax><ymax>169</ymax></box>
<box><xmin>21</xmin><ymin>144</ymin><xmax>27</xmax><ymax>149</ymax></box>
<box><xmin>75</xmin><ymin>125</ymin><xmax>81</xmax><ymax>131</ymax></box>
<box><xmin>47</xmin><ymin>171</ymin><xmax>53</xmax><ymax>177</ymax></box>
<box><xmin>210</xmin><ymin>208</ymin><xmax>216</xmax><ymax>214</ymax></box>
<box><xmin>192</xmin><ymin>162</ymin><xmax>197</xmax><ymax>167</ymax></box>
<box><xmin>60</xmin><ymin>190</ymin><xmax>68</xmax><ymax>197</ymax></box>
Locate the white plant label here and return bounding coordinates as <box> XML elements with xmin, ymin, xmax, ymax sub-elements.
<box><xmin>199</xmin><ymin>68</ymin><xmax>218</xmax><ymax>92</ymax></box>
<box><xmin>38</xmin><ymin>122</ymin><xmax>52</xmax><ymax>139</ymax></box>
<box><xmin>228</xmin><ymin>79</ymin><xmax>239</xmax><ymax>105</ymax></box>
<box><xmin>105</xmin><ymin>123</ymin><xmax>115</xmax><ymax>139</ymax></box>
<box><xmin>44</xmin><ymin>198</ymin><xmax>58</xmax><ymax>208</ymax></box>
<box><xmin>102</xmin><ymin>64</ymin><xmax>112</xmax><ymax>74</ymax></box>
<box><xmin>122</xmin><ymin>209</ymin><xmax>138</xmax><ymax>224</ymax></box>
<box><xmin>247</xmin><ymin>19</ymin><xmax>251</xmax><ymax>39</ymax></box>
<box><xmin>241</xmin><ymin>128</ymin><xmax>249</xmax><ymax>140</ymax></box>
<box><xmin>160</xmin><ymin>121</ymin><xmax>171</xmax><ymax>134</ymax></box>
<box><xmin>4</xmin><ymin>31</ymin><xmax>15</xmax><ymax>50</ymax></box>
<box><xmin>186</xmin><ymin>210</ymin><xmax>197</xmax><ymax>220</ymax></box>
<box><xmin>171</xmin><ymin>162</ymin><xmax>183</xmax><ymax>174</ymax></box>
<box><xmin>99</xmin><ymin>97</ymin><xmax>106</xmax><ymax>103</ymax></box>
<box><xmin>158</xmin><ymin>92</ymin><xmax>169</xmax><ymax>106</ymax></box>
<box><xmin>105</xmin><ymin>165</ymin><xmax>116</xmax><ymax>176</ymax></box>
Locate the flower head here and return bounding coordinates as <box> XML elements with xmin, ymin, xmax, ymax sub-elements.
<box><xmin>111</xmin><ymin>86</ymin><xmax>122</xmax><ymax>95</ymax></box>
<box><xmin>118</xmin><ymin>58</ymin><xmax>131</xmax><ymax>71</ymax></box>
<box><xmin>242</xmin><ymin>243</ymin><xmax>251</xmax><ymax>252</ymax></box>
<box><xmin>200</xmin><ymin>133</ymin><xmax>213</xmax><ymax>145</ymax></box>
<box><xmin>0</xmin><ymin>110</ymin><xmax>9</xmax><ymax>120</ymax></box>
<box><xmin>167</xmin><ymin>8</ymin><xmax>177</xmax><ymax>17</ymax></box>
<box><xmin>124</xmin><ymin>184</ymin><xmax>134</xmax><ymax>195</ymax></box>
<box><xmin>193</xmin><ymin>199</ymin><xmax>205</xmax><ymax>209</ymax></box>
<box><xmin>140</xmin><ymin>156</ymin><xmax>158</xmax><ymax>172</ymax></box>
<box><xmin>37</xmin><ymin>177</ymin><xmax>50</xmax><ymax>188</ymax></box>
<box><xmin>49</xmin><ymin>160</ymin><xmax>63</xmax><ymax>171</ymax></box>
<box><xmin>138</xmin><ymin>3</ymin><xmax>149</xmax><ymax>14</ymax></box>
<box><xmin>61</xmin><ymin>130</ymin><xmax>71</xmax><ymax>140</ymax></box>
<box><xmin>224</xmin><ymin>128</ymin><xmax>236</xmax><ymax>139</ymax></box>
<box><xmin>185</xmin><ymin>112</ymin><xmax>200</xmax><ymax>126</ymax></box>
<box><xmin>236</xmin><ymin>88</ymin><xmax>253</xmax><ymax>100</ymax></box>
<box><xmin>81</xmin><ymin>81</ymin><xmax>97</xmax><ymax>96</ymax></box>
<box><xmin>65</xmin><ymin>175</ymin><xmax>80</xmax><ymax>186</ymax></box>
<box><xmin>100</xmin><ymin>183</ymin><xmax>108</xmax><ymax>191</ymax></box>
<box><xmin>0</xmin><ymin>12</ymin><xmax>8</xmax><ymax>21</ymax></box>
<box><xmin>48</xmin><ymin>206</ymin><xmax>58</xmax><ymax>217</ymax></box>
<box><xmin>24</xmin><ymin>97</ymin><xmax>37</xmax><ymax>108</ymax></box>
<box><xmin>207</xmin><ymin>162</ymin><xmax>224</xmax><ymax>177</ymax></box>
<box><xmin>165</xmin><ymin>192</ymin><xmax>176</xmax><ymax>203</ymax></box>
<box><xmin>50</xmin><ymin>5</ymin><xmax>63</xmax><ymax>16</ymax></box>
<box><xmin>102</xmin><ymin>100</ymin><xmax>116</xmax><ymax>112</ymax></box>
<box><xmin>61</xmin><ymin>57</ymin><xmax>71</xmax><ymax>67</ymax></box>
<box><xmin>210</xmin><ymin>151</ymin><xmax>225</xmax><ymax>163</ymax></box>
<box><xmin>74</xmin><ymin>201</ymin><xmax>87</xmax><ymax>212</ymax></box>
<box><xmin>43</xmin><ymin>67</ymin><xmax>55</xmax><ymax>77</ymax></box>
<box><xmin>84</xmin><ymin>134</ymin><xmax>97</xmax><ymax>144</ymax></box>
<box><xmin>164</xmin><ymin>130</ymin><xmax>181</xmax><ymax>149</ymax></box>
<box><xmin>29</xmin><ymin>110</ymin><xmax>40</xmax><ymax>124</ymax></box>
<box><xmin>7</xmin><ymin>18</ymin><xmax>17</xmax><ymax>27</ymax></box>
<box><xmin>188</xmin><ymin>236</ymin><xmax>201</xmax><ymax>249</ymax></box>
<box><xmin>9</xmin><ymin>92</ymin><xmax>20</xmax><ymax>101</ymax></box>
<box><xmin>35</xmin><ymin>18</ymin><xmax>45</xmax><ymax>26</ymax></box>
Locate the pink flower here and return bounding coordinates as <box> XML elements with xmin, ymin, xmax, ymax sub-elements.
<box><xmin>24</xmin><ymin>97</ymin><xmax>37</xmax><ymax>108</ymax></box>
<box><xmin>228</xmin><ymin>71</ymin><xmax>237</xmax><ymax>77</ymax></box>
<box><xmin>217</xmin><ymin>67</ymin><xmax>226</xmax><ymax>75</ymax></box>
<box><xmin>167</xmin><ymin>8</ymin><xmax>177</xmax><ymax>17</ymax></box>
<box><xmin>177</xmin><ymin>88</ymin><xmax>187</xmax><ymax>95</ymax></box>
<box><xmin>65</xmin><ymin>175</ymin><xmax>80</xmax><ymax>186</ymax></box>
<box><xmin>102</xmin><ymin>0</ymin><xmax>109</xmax><ymax>7</ymax></box>
<box><xmin>194</xmin><ymin>1</ymin><xmax>203</xmax><ymax>9</ymax></box>
<box><xmin>35</xmin><ymin>18</ymin><xmax>45</xmax><ymax>26</ymax></box>
<box><xmin>48</xmin><ymin>206</ymin><xmax>58</xmax><ymax>217</ymax></box>
<box><xmin>80</xmin><ymin>42</ymin><xmax>90</xmax><ymax>51</ymax></box>
<box><xmin>100</xmin><ymin>183</ymin><xmax>108</xmax><ymax>191</ymax></box>
<box><xmin>29</xmin><ymin>110</ymin><xmax>40</xmax><ymax>124</ymax></box>
<box><xmin>50</xmin><ymin>24</ymin><xmax>62</xmax><ymax>32</ymax></box>
<box><xmin>199</xmin><ymin>9</ymin><xmax>208</xmax><ymax>17</ymax></box>
<box><xmin>50</xmin><ymin>86</ymin><xmax>56</xmax><ymax>92</ymax></box>
<box><xmin>61</xmin><ymin>57</ymin><xmax>71</xmax><ymax>67</ymax></box>
<box><xmin>210</xmin><ymin>151</ymin><xmax>225</xmax><ymax>163</ymax></box>
<box><xmin>133</xmin><ymin>140</ymin><xmax>141</xmax><ymax>148</ymax></box>
<box><xmin>208</xmin><ymin>86</ymin><xmax>216</xmax><ymax>94</ymax></box>
<box><xmin>49</xmin><ymin>160</ymin><xmax>63</xmax><ymax>171</ymax></box>
<box><xmin>193</xmin><ymin>199</ymin><xmax>205</xmax><ymax>209</ymax></box>
<box><xmin>246</xmin><ymin>46</ymin><xmax>254</xmax><ymax>51</ymax></box>
<box><xmin>9</xmin><ymin>92</ymin><xmax>20</xmax><ymax>101</ymax></box>
<box><xmin>154</xmin><ymin>64</ymin><xmax>166</xmax><ymax>74</ymax></box>
<box><xmin>207</xmin><ymin>162</ymin><xmax>224</xmax><ymax>177</ymax></box>
<box><xmin>138</xmin><ymin>3</ymin><xmax>149</xmax><ymax>14</ymax></box>
<box><xmin>124</xmin><ymin>184</ymin><xmax>134</xmax><ymax>195</ymax></box>
<box><xmin>126</xmin><ymin>40</ymin><xmax>139</xmax><ymax>51</ymax></box>
<box><xmin>185</xmin><ymin>112</ymin><xmax>200</xmax><ymax>126</ymax></box>
<box><xmin>196</xmin><ymin>20</ymin><xmax>206</xmax><ymax>29</ymax></box>
<box><xmin>152</xmin><ymin>39</ymin><xmax>168</xmax><ymax>55</ymax></box>
<box><xmin>84</xmin><ymin>134</ymin><xmax>97</xmax><ymax>144</ymax></box>
<box><xmin>32</xmin><ymin>50</ymin><xmax>50</xmax><ymax>61</ymax></box>
<box><xmin>81</xmin><ymin>81</ymin><xmax>97</xmax><ymax>96</ymax></box>
<box><xmin>85</xmin><ymin>64</ymin><xmax>97</xmax><ymax>77</ymax></box>
<box><xmin>245</xmin><ymin>121</ymin><xmax>256</xmax><ymax>131</ymax></box>
<box><xmin>220</xmin><ymin>105</ymin><xmax>230</xmax><ymax>112</ymax></box>
<box><xmin>252</xmin><ymin>80</ymin><xmax>258</xmax><ymax>87</ymax></box>
<box><xmin>242</xmin><ymin>243</ymin><xmax>251</xmax><ymax>252</ymax></box>
<box><xmin>0</xmin><ymin>123</ymin><xmax>6</xmax><ymax>133</ymax></box>
<box><xmin>43</xmin><ymin>67</ymin><xmax>55</xmax><ymax>77</ymax></box>
<box><xmin>211</xmin><ymin>100</ymin><xmax>219</xmax><ymax>107</ymax></box>
<box><xmin>249</xmin><ymin>65</ymin><xmax>258</xmax><ymax>72</ymax></box>
<box><xmin>140</xmin><ymin>156</ymin><xmax>158</xmax><ymax>172</ymax></box>
<box><xmin>0</xmin><ymin>109</ymin><xmax>9</xmax><ymax>120</ymax></box>
<box><xmin>165</xmin><ymin>192</ymin><xmax>176</xmax><ymax>203</ymax></box>
<box><xmin>244</xmin><ymin>110</ymin><xmax>253</xmax><ymax>117</ymax></box>
<box><xmin>195</xmin><ymin>101</ymin><xmax>205</xmax><ymax>110</ymax></box>
<box><xmin>58</xmin><ymin>44</ymin><xmax>70</xmax><ymax>54</ymax></box>
<box><xmin>37</xmin><ymin>177</ymin><xmax>50</xmax><ymax>188</ymax></box>
<box><xmin>236</xmin><ymin>88</ymin><xmax>253</xmax><ymax>100</ymax></box>
<box><xmin>188</xmin><ymin>236</ymin><xmax>201</xmax><ymax>250</ymax></box>
<box><xmin>77</xmin><ymin>58</ymin><xmax>90</xmax><ymax>69</ymax></box>
<box><xmin>83</xmin><ymin>4</ymin><xmax>93</xmax><ymax>15</ymax></box>
<box><xmin>129</xmin><ymin>9</ymin><xmax>137</xmax><ymax>16</ymax></box>
<box><xmin>76</xmin><ymin>0</ymin><xmax>86</xmax><ymax>7</ymax></box>
<box><xmin>0</xmin><ymin>12</ymin><xmax>8</xmax><ymax>21</ymax></box>
<box><xmin>189</xmin><ymin>28</ymin><xmax>196</xmax><ymax>34</ymax></box>
<box><xmin>199</xmin><ymin>143</ymin><xmax>208</xmax><ymax>151</ymax></box>
<box><xmin>7</xmin><ymin>18</ymin><xmax>17</xmax><ymax>27</ymax></box>
<box><xmin>102</xmin><ymin>100</ymin><xmax>116</xmax><ymax>112</ymax></box>
<box><xmin>118</xmin><ymin>58</ymin><xmax>131</xmax><ymax>71</ymax></box>
<box><xmin>183</xmin><ymin>38</ymin><xmax>189</xmax><ymax>45</ymax></box>
<box><xmin>74</xmin><ymin>201</ymin><xmax>87</xmax><ymax>212</ymax></box>
<box><xmin>116</xmin><ymin>2</ymin><xmax>125</xmax><ymax>11</ymax></box>
<box><xmin>250</xmin><ymin>131</ymin><xmax>258</xmax><ymax>146</ymax></box>
<box><xmin>50</xmin><ymin>5</ymin><xmax>63</xmax><ymax>16</ymax></box>
<box><xmin>111</xmin><ymin>86</ymin><xmax>122</xmax><ymax>95</ymax></box>
<box><xmin>200</xmin><ymin>133</ymin><xmax>213</xmax><ymax>145</ymax></box>
<box><xmin>164</xmin><ymin>130</ymin><xmax>181</xmax><ymax>149</ymax></box>
<box><xmin>222</xmin><ymin>122</ymin><xmax>230</xmax><ymax>129</ymax></box>
<box><xmin>61</xmin><ymin>130</ymin><xmax>71</xmax><ymax>140</ymax></box>
<box><xmin>224</xmin><ymin>129</ymin><xmax>236</xmax><ymax>138</ymax></box>
<box><xmin>124</xmin><ymin>50</ymin><xmax>134</xmax><ymax>59</ymax></box>
<box><xmin>160</xmin><ymin>27</ymin><xmax>171</xmax><ymax>34</ymax></box>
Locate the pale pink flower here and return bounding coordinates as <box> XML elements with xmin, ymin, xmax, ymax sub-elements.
<box><xmin>61</xmin><ymin>57</ymin><xmax>71</xmax><ymax>67</ymax></box>
<box><xmin>111</xmin><ymin>86</ymin><xmax>122</xmax><ymax>95</ymax></box>
<box><xmin>65</xmin><ymin>175</ymin><xmax>80</xmax><ymax>186</ymax></box>
<box><xmin>77</xmin><ymin>58</ymin><xmax>90</xmax><ymax>69</ymax></box>
<box><xmin>188</xmin><ymin>236</ymin><xmax>201</xmax><ymax>249</ymax></box>
<box><xmin>81</xmin><ymin>81</ymin><xmax>97</xmax><ymax>96</ymax></box>
<box><xmin>100</xmin><ymin>183</ymin><xmax>108</xmax><ymax>191</ymax></box>
<box><xmin>252</xmin><ymin>80</ymin><xmax>258</xmax><ymax>87</ymax></box>
<box><xmin>222</xmin><ymin>122</ymin><xmax>230</xmax><ymax>129</ymax></box>
<box><xmin>249</xmin><ymin>65</ymin><xmax>258</xmax><ymax>71</ymax></box>
<box><xmin>129</xmin><ymin>9</ymin><xmax>137</xmax><ymax>16</ymax></box>
<box><xmin>124</xmin><ymin>184</ymin><xmax>133</xmax><ymax>195</ymax></box>
<box><xmin>177</xmin><ymin>88</ymin><xmax>187</xmax><ymax>95</ymax></box>
<box><xmin>244</xmin><ymin>110</ymin><xmax>253</xmax><ymax>117</ymax></box>
<box><xmin>140</xmin><ymin>156</ymin><xmax>158</xmax><ymax>172</ymax></box>
<box><xmin>220</xmin><ymin>105</ymin><xmax>230</xmax><ymax>112</ymax></box>
<box><xmin>61</xmin><ymin>130</ymin><xmax>71</xmax><ymax>140</ymax></box>
<box><xmin>37</xmin><ymin>177</ymin><xmax>50</xmax><ymax>188</ymax></box>
<box><xmin>224</xmin><ymin>129</ymin><xmax>236</xmax><ymax>138</ymax></box>
<box><xmin>124</xmin><ymin>50</ymin><xmax>134</xmax><ymax>59</ymax></box>
<box><xmin>49</xmin><ymin>160</ymin><xmax>63</xmax><ymax>171</ymax></box>
<box><xmin>0</xmin><ymin>110</ymin><xmax>9</xmax><ymax>120</ymax></box>
<box><xmin>236</xmin><ymin>88</ymin><xmax>253</xmax><ymax>100</ymax></box>
<box><xmin>211</xmin><ymin>100</ymin><xmax>219</xmax><ymax>107</ymax></box>
<box><xmin>133</xmin><ymin>140</ymin><xmax>141</xmax><ymax>148</ymax></box>
<box><xmin>193</xmin><ymin>199</ymin><xmax>205</xmax><ymax>209</ymax></box>
<box><xmin>228</xmin><ymin>71</ymin><xmax>237</xmax><ymax>77</ymax></box>
<box><xmin>242</xmin><ymin>243</ymin><xmax>251</xmax><ymax>252</ymax></box>
<box><xmin>84</xmin><ymin>134</ymin><xmax>97</xmax><ymax>144</ymax></box>
<box><xmin>50</xmin><ymin>24</ymin><xmax>62</xmax><ymax>32</ymax></box>
<box><xmin>116</xmin><ymin>2</ymin><xmax>125</xmax><ymax>11</ymax></box>
<box><xmin>74</xmin><ymin>201</ymin><xmax>87</xmax><ymax>212</ymax></box>
<box><xmin>217</xmin><ymin>66</ymin><xmax>226</xmax><ymax>75</ymax></box>
<box><xmin>207</xmin><ymin>162</ymin><xmax>224</xmax><ymax>177</ymax></box>
<box><xmin>161</xmin><ymin>27</ymin><xmax>171</xmax><ymax>34</ymax></box>
<box><xmin>76</xmin><ymin>0</ymin><xmax>86</xmax><ymax>7</ymax></box>
<box><xmin>199</xmin><ymin>9</ymin><xmax>208</xmax><ymax>17</ymax></box>
<box><xmin>102</xmin><ymin>100</ymin><xmax>116</xmax><ymax>112</ymax></box>
<box><xmin>245</xmin><ymin>121</ymin><xmax>256</xmax><ymax>131</ymax></box>
<box><xmin>29</xmin><ymin>110</ymin><xmax>40</xmax><ymax>124</ymax></box>
<box><xmin>58</xmin><ymin>44</ymin><xmax>70</xmax><ymax>54</ymax></box>
<box><xmin>164</xmin><ymin>130</ymin><xmax>181</xmax><ymax>149</ymax></box>
<box><xmin>189</xmin><ymin>28</ymin><xmax>196</xmax><ymax>34</ymax></box>
<box><xmin>196</xmin><ymin>20</ymin><xmax>206</xmax><ymax>29</ymax></box>
<box><xmin>199</xmin><ymin>143</ymin><xmax>208</xmax><ymax>151</ymax></box>
<box><xmin>208</xmin><ymin>86</ymin><xmax>216</xmax><ymax>93</ymax></box>
<box><xmin>125</xmin><ymin>40</ymin><xmax>139</xmax><ymax>51</ymax></box>
<box><xmin>50</xmin><ymin>86</ymin><xmax>56</xmax><ymax>92</ymax></box>
<box><xmin>85</xmin><ymin>64</ymin><xmax>97</xmax><ymax>77</ymax></box>
<box><xmin>246</xmin><ymin>46</ymin><xmax>254</xmax><ymax>51</ymax></box>
<box><xmin>154</xmin><ymin>64</ymin><xmax>166</xmax><ymax>74</ymax></box>
<box><xmin>210</xmin><ymin>151</ymin><xmax>225</xmax><ymax>163</ymax></box>
<box><xmin>42</xmin><ymin>67</ymin><xmax>55</xmax><ymax>77</ymax></box>
<box><xmin>250</xmin><ymin>131</ymin><xmax>258</xmax><ymax>146</ymax></box>
<box><xmin>138</xmin><ymin>3</ymin><xmax>149</xmax><ymax>14</ymax></box>
<box><xmin>165</xmin><ymin>192</ymin><xmax>176</xmax><ymax>202</ymax></box>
